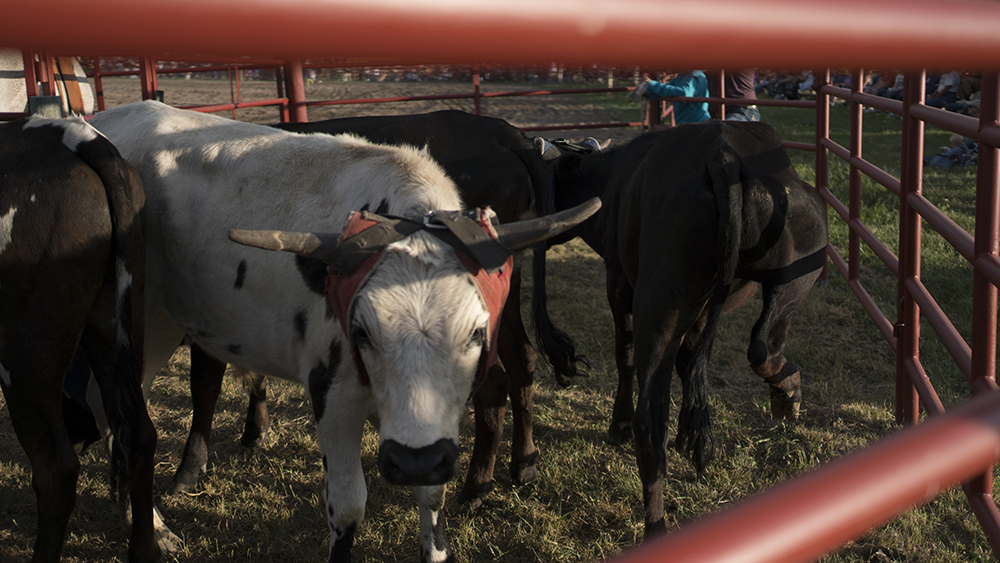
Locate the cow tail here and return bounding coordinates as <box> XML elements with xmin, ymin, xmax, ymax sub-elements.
<box><xmin>530</xmin><ymin>239</ymin><xmax>589</xmax><ymax>387</ymax></box>
<box><xmin>711</xmin><ymin>146</ymin><xmax>743</xmax><ymax>306</ymax></box>
<box><xmin>517</xmin><ymin>147</ymin><xmax>586</xmax><ymax>387</ymax></box>
<box><xmin>72</xmin><ymin>121</ymin><xmax>150</xmax><ymax>506</ymax></box>
<box><xmin>678</xmin><ymin>148</ymin><xmax>745</xmax><ymax>472</ymax></box>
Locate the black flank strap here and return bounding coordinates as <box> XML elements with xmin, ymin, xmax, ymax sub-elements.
<box><xmin>739</xmin><ymin>247</ymin><xmax>828</xmax><ymax>287</ymax></box>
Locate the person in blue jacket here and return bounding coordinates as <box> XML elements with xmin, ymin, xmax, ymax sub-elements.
<box><xmin>639</xmin><ymin>70</ymin><xmax>711</xmax><ymax>124</ymax></box>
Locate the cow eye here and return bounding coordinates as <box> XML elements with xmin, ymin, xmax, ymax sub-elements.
<box><xmin>469</xmin><ymin>327</ymin><xmax>487</xmax><ymax>349</ymax></box>
<box><xmin>351</xmin><ymin>324</ymin><xmax>372</xmax><ymax>349</ymax></box>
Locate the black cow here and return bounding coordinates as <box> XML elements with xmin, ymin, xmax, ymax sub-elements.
<box><xmin>0</xmin><ymin>117</ymin><xmax>160</xmax><ymax>561</ymax></box>
<box><xmin>546</xmin><ymin>121</ymin><xmax>828</xmax><ymax>536</ymax></box>
<box><xmin>166</xmin><ymin>110</ymin><xmax>584</xmax><ymax>508</ymax></box>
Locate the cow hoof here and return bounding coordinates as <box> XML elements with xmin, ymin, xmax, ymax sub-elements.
<box><xmin>511</xmin><ymin>450</ymin><xmax>539</xmax><ymax>484</ymax></box>
<box><xmin>455</xmin><ymin>481</ymin><xmax>493</xmax><ymax>512</ymax></box>
<box><xmin>420</xmin><ymin>546</ymin><xmax>455</xmax><ymax>563</ymax></box>
<box><xmin>463</xmin><ymin>496</ymin><xmax>485</xmax><ymax>513</ymax></box>
<box><xmin>773</xmin><ymin>400</ymin><xmax>801</xmax><ymax>421</ymax></box>
<box><xmin>239</xmin><ymin>429</ymin><xmax>269</xmax><ymax>449</ymax></box>
<box><xmin>606</xmin><ymin>423</ymin><xmax>633</xmax><ymax>445</ymax></box>
<box><xmin>153</xmin><ymin>505</ymin><xmax>183</xmax><ymax>553</ymax></box>
<box><xmin>164</xmin><ymin>477</ymin><xmax>198</xmax><ymax>496</ymax></box>
<box><xmin>156</xmin><ymin>526</ymin><xmax>183</xmax><ymax>554</ymax></box>
<box><xmin>769</xmin><ymin>388</ymin><xmax>802</xmax><ymax>421</ymax></box>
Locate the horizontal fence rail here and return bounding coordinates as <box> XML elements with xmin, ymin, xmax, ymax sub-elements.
<box><xmin>9</xmin><ymin>0</ymin><xmax>1000</xmax><ymax>69</ymax></box>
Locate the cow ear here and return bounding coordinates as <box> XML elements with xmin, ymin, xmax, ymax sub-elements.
<box><xmin>229</xmin><ymin>229</ymin><xmax>341</xmax><ymax>263</ymax></box>
<box><xmin>495</xmin><ymin>197</ymin><xmax>600</xmax><ymax>251</ymax></box>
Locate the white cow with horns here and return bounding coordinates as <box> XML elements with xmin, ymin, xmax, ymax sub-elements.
<box><xmin>89</xmin><ymin>101</ymin><xmax>599</xmax><ymax>562</ymax></box>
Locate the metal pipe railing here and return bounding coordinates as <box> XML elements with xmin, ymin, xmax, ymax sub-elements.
<box><xmin>6</xmin><ymin>0</ymin><xmax>1000</xmax><ymax>554</ymax></box>
<box><xmin>613</xmin><ymin>389</ymin><xmax>1000</xmax><ymax>563</ymax></box>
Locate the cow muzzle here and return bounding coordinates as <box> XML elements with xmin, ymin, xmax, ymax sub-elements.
<box><xmin>378</xmin><ymin>438</ymin><xmax>460</xmax><ymax>486</ymax></box>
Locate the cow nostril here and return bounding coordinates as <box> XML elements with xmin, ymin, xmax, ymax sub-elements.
<box><xmin>383</xmin><ymin>456</ymin><xmax>405</xmax><ymax>484</ymax></box>
<box><xmin>378</xmin><ymin>438</ymin><xmax>459</xmax><ymax>486</ymax></box>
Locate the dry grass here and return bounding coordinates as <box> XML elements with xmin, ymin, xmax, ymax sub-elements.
<box><xmin>1</xmin><ymin>77</ymin><xmax>996</xmax><ymax>562</ymax></box>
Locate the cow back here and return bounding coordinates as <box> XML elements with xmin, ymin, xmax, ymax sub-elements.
<box><xmin>89</xmin><ymin>101</ymin><xmax>464</xmax><ymax>382</ymax></box>
<box><xmin>275</xmin><ymin>110</ymin><xmax>542</xmax><ymax>223</ymax></box>
<box><xmin>555</xmin><ymin>121</ymin><xmax>826</xmax><ymax>287</ymax></box>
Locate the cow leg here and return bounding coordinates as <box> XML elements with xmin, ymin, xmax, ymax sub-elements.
<box><xmin>2</xmin><ymin>358</ymin><xmax>80</xmax><ymax>563</ymax></box>
<box><xmin>458</xmin><ymin>266</ymin><xmax>538</xmax><ymax>509</ymax></box>
<box><xmin>413</xmin><ymin>485</ymin><xmax>453</xmax><ymax>563</ymax></box>
<box><xmin>458</xmin><ymin>363</ymin><xmax>507</xmax><ymax>509</ymax></box>
<box><xmin>629</xmin><ymin>216</ymin><xmax>719</xmax><ymax>537</ymax></box>
<box><xmin>630</xmin><ymin>318</ymin><xmax>682</xmax><ymax>539</ymax></box>
<box><xmin>80</xmin><ymin>322</ymin><xmax>164</xmax><ymax>561</ymax></box>
<box><xmin>606</xmin><ymin>267</ymin><xmax>635</xmax><ymax>444</ymax></box>
<box><xmin>672</xmin><ymin>280</ymin><xmax>755</xmax><ymax>473</ymax></box>
<box><xmin>500</xmin><ymin>267</ymin><xmax>539</xmax><ymax>485</ymax></box>
<box><xmin>315</xmin><ymin>377</ymin><xmax>370</xmax><ymax>563</ymax></box>
<box><xmin>141</xmin><ymin>307</ymin><xmax>187</xmax><ymax>399</ymax></box>
<box><xmin>237</xmin><ymin>368</ymin><xmax>270</xmax><ymax>448</ymax></box>
<box><xmin>747</xmin><ymin>275</ymin><xmax>818</xmax><ymax>421</ymax></box>
<box><xmin>633</xmin><ymin>300</ymin><xmax>713</xmax><ymax>537</ymax></box>
<box><xmin>167</xmin><ymin>342</ymin><xmax>226</xmax><ymax>494</ymax></box>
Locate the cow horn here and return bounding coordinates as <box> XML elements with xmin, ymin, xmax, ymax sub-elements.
<box><xmin>229</xmin><ymin>229</ymin><xmax>340</xmax><ymax>262</ymax></box>
<box><xmin>495</xmin><ymin>197</ymin><xmax>601</xmax><ymax>251</ymax></box>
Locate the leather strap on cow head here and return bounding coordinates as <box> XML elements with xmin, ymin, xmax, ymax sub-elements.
<box><xmin>323</xmin><ymin>208</ymin><xmax>513</xmax><ymax>388</ymax></box>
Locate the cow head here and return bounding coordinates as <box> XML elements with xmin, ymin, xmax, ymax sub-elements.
<box><xmin>229</xmin><ymin>198</ymin><xmax>600</xmax><ymax>487</ymax></box>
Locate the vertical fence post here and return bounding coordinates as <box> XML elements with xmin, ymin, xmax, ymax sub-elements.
<box><xmin>972</xmin><ymin>71</ymin><xmax>1000</xmax><ymax>395</ymax></box>
<box><xmin>138</xmin><ymin>55</ymin><xmax>159</xmax><ymax>101</ymax></box>
<box><xmin>284</xmin><ymin>59</ymin><xmax>307</xmax><ymax>123</ymax></box>
<box><xmin>815</xmin><ymin>68</ymin><xmax>831</xmax><ymax>283</ymax></box>
<box><xmin>895</xmin><ymin>70</ymin><xmax>925</xmax><ymax>426</ymax></box>
<box><xmin>849</xmin><ymin>68</ymin><xmax>864</xmax><ymax>285</ymax></box>
<box><xmin>965</xmin><ymin>71</ymin><xmax>1000</xmax><ymax>557</ymax></box>
<box><xmin>91</xmin><ymin>56</ymin><xmax>105</xmax><ymax>112</ymax></box>
<box><xmin>472</xmin><ymin>69</ymin><xmax>481</xmax><ymax>116</ymax></box>
<box><xmin>275</xmin><ymin>66</ymin><xmax>289</xmax><ymax>123</ymax></box>
<box><xmin>229</xmin><ymin>62</ymin><xmax>241</xmax><ymax>119</ymax></box>
<box><xmin>716</xmin><ymin>69</ymin><xmax>726</xmax><ymax>120</ymax></box>
<box><xmin>37</xmin><ymin>51</ymin><xmax>55</xmax><ymax>96</ymax></box>
<box><xmin>21</xmin><ymin>49</ymin><xmax>38</xmax><ymax>98</ymax></box>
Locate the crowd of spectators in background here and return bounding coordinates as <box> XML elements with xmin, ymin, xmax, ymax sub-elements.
<box><xmin>751</xmin><ymin>69</ymin><xmax>982</xmax><ymax>168</ymax></box>
<box><xmin>858</xmin><ymin>70</ymin><xmax>982</xmax><ymax>167</ymax></box>
<box><xmin>757</xmin><ymin>69</ymin><xmax>983</xmax><ymax>119</ymax></box>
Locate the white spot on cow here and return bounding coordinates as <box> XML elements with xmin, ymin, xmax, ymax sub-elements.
<box><xmin>0</xmin><ymin>206</ymin><xmax>17</xmax><ymax>256</ymax></box>
<box><xmin>30</xmin><ymin>194</ymin><xmax>35</xmax><ymax>203</ymax></box>
<box><xmin>116</xmin><ymin>257</ymin><xmax>133</xmax><ymax>346</ymax></box>
<box><xmin>23</xmin><ymin>115</ymin><xmax>100</xmax><ymax>153</ymax></box>
<box><xmin>0</xmin><ymin>360</ymin><xmax>10</xmax><ymax>387</ymax></box>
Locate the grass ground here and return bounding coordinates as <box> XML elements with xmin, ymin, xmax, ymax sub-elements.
<box><xmin>0</xmin><ymin>81</ymin><xmax>995</xmax><ymax>562</ymax></box>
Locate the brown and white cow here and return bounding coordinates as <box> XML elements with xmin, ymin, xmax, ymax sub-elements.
<box><xmin>89</xmin><ymin>101</ymin><xmax>598</xmax><ymax>562</ymax></box>
<box><xmin>0</xmin><ymin>116</ymin><xmax>160</xmax><ymax>562</ymax></box>
<box><xmin>167</xmin><ymin>110</ymin><xmax>586</xmax><ymax>512</ymax></box>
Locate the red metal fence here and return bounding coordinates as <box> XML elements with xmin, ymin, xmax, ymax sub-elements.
<box><xmin>6</xmin><ymin>1</ymin><xmax>1000</xmax><ymax>561</ymax></box>
<box><xmin>81</xmin><ymin>56</ymin><xmax>647</xmax><ymax>133</ymax></box>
